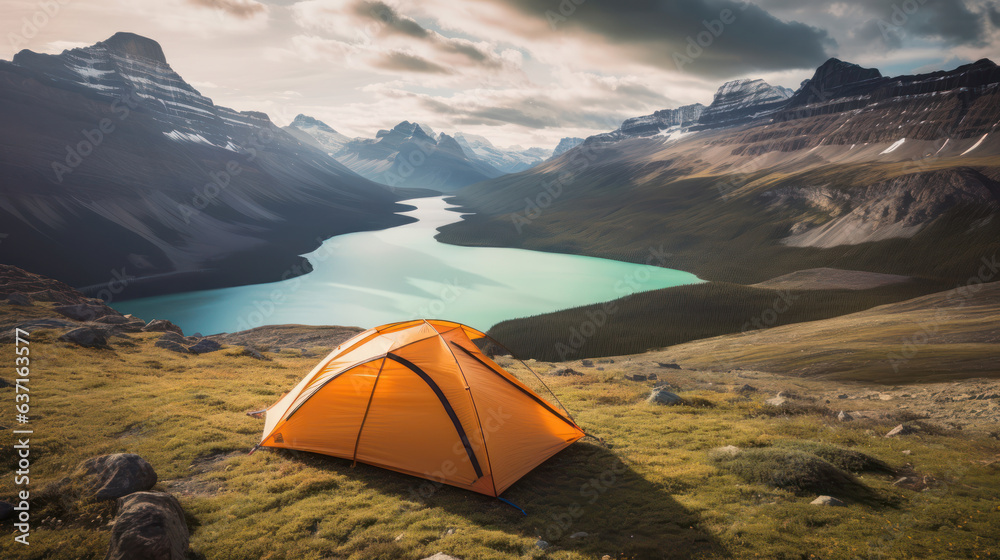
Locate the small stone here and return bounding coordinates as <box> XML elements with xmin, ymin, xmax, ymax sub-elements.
<box><xmin>735</xmin><ymin>384</ymin><xmax>757</xmax><ymax>393</ymax></box>
<box><xmin>569</xmin><ymin>531</ymin><xmax>589</xmax><ymax>539</ymax></box>
<box><xmin>535</xmin><ymin>540</ymin><xmax>549</xmax><ymax>549</ymax></box>
<box><xmin>242</xmin><ymin>345</ymin><xmax>268</xmax><ymax>360</ymax></box>
<box><xmin>154</xmin><ymin>340</ymin><xmax>190</xmax><ymax>354</ymax></box>
<box><xmin>54</xmin><ymin>303</ymin><xmax>119</xmax><ymax>322</ymax></box>
<box><xmin>142</xmin><ymin>319</ymin><xmax>184</xmax><ymax>336</ymax></box>
<box><xmin>901</xmin><ymin>449</ymin><xmax>912</xmax><ymax>456</ymax></box>
<box><xmin>657</xmin><ymin>362</ymin><xmax>682</xmax><ymax>369</ymax></box>
<box><xmin>625</xmin><ymin>374</ymin><xmax>647</xmax><ymax>381</ymax></box>
<box><xmin>810</xmin><ymin>496</ymin><xmax>846</xmax><ymax>507</ymax></box>
<box><xmin>647</xmin><ymin>372</ymin><xmax>658</xmax><ymax>380</ymax></box>
<box><xmin>648</xmin><ymin>388</ymin><xmax>683</xmax><ymax>405</ymax></box>
<box><xmin>581</xmin><ymin>359</ymin><xmax>594</xmax><ymax>367</ymax></box>
<box><xmin>420</xmin><ymin>554</ymin><xmax>462</xmax><ymax>560</ymax></box>
<box><xmin>837</xmin><ymin>394</ymin><xmax>849</xmax><ymax>399</ymax></box>
<box><xmin>885</xmin><ymin>424</ymin><xmax>918</xmax><ymax>437</ymax></box>
<box><xmin>837</xmin><ymin>410</ymin><xmax>853</xmax><ymax>422</ymax></box>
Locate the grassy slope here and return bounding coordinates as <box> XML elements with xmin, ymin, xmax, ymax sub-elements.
<box><xmin>657</xmin><ymin>281</ymin><xmax>1000</xmax><ymax>383</ymax></box>
<box><xmin>1</xmin><ymin>310</ymin><xmax>998</xmax><ymax>559</ymax></box>
<box><xmin>486</xmin><ymin>280</ymin><xmax>943</xmax><ymax>362</ymax></box>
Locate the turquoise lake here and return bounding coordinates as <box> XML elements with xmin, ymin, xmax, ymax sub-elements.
<box><xmin>112</xmin><ymin>196</ymin><xmax>702</xmax><ymax>334</ymax></box>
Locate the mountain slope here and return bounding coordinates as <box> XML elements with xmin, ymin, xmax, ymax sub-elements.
<box><xmin>0</xmin><ymin>32</ymin><xmax>413</xmax><ymax>298</ymax></box>
<box><xmin>438</xmin><ymin>58</ymin><xmax>1000</xmax><ymax>287</ymax></box>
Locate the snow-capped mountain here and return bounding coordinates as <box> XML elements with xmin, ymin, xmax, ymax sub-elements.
<box><xmin>0</xmin><ymin>32</ymin><xmax>409</xmax><ymax>295</ymax></box>
<box><xmin>284</xmin><ymin>114</ymin><xmax>353</xmax><ymax>155</ymax></box>
<box><xmin>551</xmin><ymin>137</ymin><xmax>584</xmax><ymax>158</ymax></box>
<box><xmin>586</xmin><ymin>104</ymin><xmax>705</xmax><ymax>144</ymax></box>
<box><xmin>695</xmin><ymin>78</ymin><xmax>793</xmax><ymax>129</ymax></box>
<box><xmin>288</xmin><ymin>119</ymin><xmax>504</xmax><ymax>191</ymax></box>
<box><xmin>453</xmin><ymin>133</ymin><xmax>550</xmax><ymax>173</ymax></box>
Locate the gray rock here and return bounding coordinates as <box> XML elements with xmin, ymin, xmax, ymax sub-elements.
<box><xmin>188</xmin><ymin>339</ymin><xmax>222</xmax><ymax>354</ymax></box>
<box><xmin>76</xmin><ymin>453</ymin><xmax>158</xmax><ymax>500</ymax></box>
<box><xmin>7</xmin><ymin>292</ymin><xmax>32</xmax><ymax>306</ymax></box>
<box><xmin>54</xmin><ymin>303</ymin><xmax>119</xmax><ymax>322</ymax></box>
<box><xmin>554</xmin><ymin>367</ymin><xmax>583</xmax><ymax>376</ymax></box>
<box><xmin>648</xmin><ymin>388</ymin><xmax>683</xmax><ymax>405</ymax></box>
<box><xmin>657</xmin><ymin>362</ymin><xmax>682</xmax><ymax>369</ymax></box>
<box><xmin>0</xmin><ymin>501</ymin><xmax>13</xmax><ymax>520</ymax></box>
<box><xmin>581</xmin><ymin>359</ymin><xmax>594</xmax><ymax>367</ymax></box>
<box><xmin>647</xmin><ymin>372</ymin><xmax>658</xmax><ymax>380</ymax></box>
<box><xmin>420</xmin><ymin>554</ymin><xmax>462</xmax><ymax>560</ymax></box>
<box><xmin>625</xmin><ymin>374</ymin><xmax>647</xmax><ymax>381</ymax></box>
<box><xmin>735</xmin><ymin>384</ymin><xmax>757</xmax><ymax>393</ymax></box>
<box><xmin>155</xmin><ymin>340</ymin><xmax>190</xmax><ymax>354</ymax></box>
<box><xmin>837</xmin><ymin>410</ymin><xmax>853</xmax><ymax>421</ymax></box>
<box><xmin>901</xmin><ymin>449</ymin><xmax>912</xmax><ymax>456</ymax></box>
<box><xmin>535</xmin><ymin>540</ymin><xmax>550</xmax><ymax>549</ymax></box>
<box><xmin>569</xmin><ymin>531</ymin><xmax>589</xmax><ymax>539</ymax></box>
<box><xmin>810</xmin><ymin>495</ymin><xmax>846</xmax><ymax>507</ymax></box>
<box><xmin>837</xmin><ymin>394</ymin><xmax>849</xmax><ymax>399</ymax></box>
<box><xmin>105</xmin><ymin>492</ymin><xmax>188</xmax><ymax>560</ymax></box>
<box><xmin>242</xmin><ymin>345</ymin><xmax>268</xmax><ymax>360</ymax></box>
<box><xmin>142</xmin><ymin>320</ymin><xmax>184</xmax><ymax>336</ymax></box>
<box><xmin>885</xmin><ymin>424</ymin><xmax>918</xmax><ymax>437</ymax></box>
<box><xmin>60</xmin><ymin>327</ymin><xmax>109</xmax><ymax>348</ymax></box>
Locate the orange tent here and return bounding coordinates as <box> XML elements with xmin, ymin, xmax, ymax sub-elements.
<box><xmin>254</xmin><ymin>319</ymin><xmax>585</xmax><ymax>497</ymax></box>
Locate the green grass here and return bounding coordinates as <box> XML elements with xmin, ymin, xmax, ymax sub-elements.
<box><xmin>485</xmin><ymin>280</ymin><xmax>940</xmax><ymax>361</ymax></box>
<box><xmin>1</xmin><ymin>329</ymin><xmax>998</xmax><ymax>559</ymax></box>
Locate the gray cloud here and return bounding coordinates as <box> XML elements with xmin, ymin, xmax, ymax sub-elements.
<box><xmin>187</xmin><ymin>0</ymin><xmax>266</xmax><ymax>19</ymax></box>
<box><xmin>354</xmin><ymin>1</ymin><xmax>429</xmax><ymax>39</ymax></box>
<box><xmin>374</xmin><ymin>51</ymin><xmax>453</xmax><ymax>74</ymax></box>
<box><xmin>498</xmin><ymin>0</ymin><xmax>834</xmax><ymax>77</ymax></box>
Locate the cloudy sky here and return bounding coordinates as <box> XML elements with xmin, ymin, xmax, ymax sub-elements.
<box><xmin>3</xmin><ymin>0</ymin><xmax>998</xmax><ymax>148</ymax></box>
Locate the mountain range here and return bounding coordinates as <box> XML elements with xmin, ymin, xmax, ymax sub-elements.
<box><xmin>438</xmin><ymin>57</ymin><xmax>1000</xmax><ymax>354</ymax></box>
<box><xmin>0</xmin><ymin>32</ymin><xmax>419</xmax><ymax>297</ymax></box>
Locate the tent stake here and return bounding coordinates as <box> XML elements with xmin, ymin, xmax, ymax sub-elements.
<box><xmin>497</xmin><ymin>497</ymin><xmax>527</xmax><ymax>516</ymax></box>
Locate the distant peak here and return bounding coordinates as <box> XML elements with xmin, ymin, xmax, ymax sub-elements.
<box><xmin>291</xmin><ymin>114</ymin><xmax>337</xmax><ymax>134</ymax></box>
<box><xmin>97</xmin><ymin>32</ymin><xmax>167</xmax><ymax>64</ymax></box>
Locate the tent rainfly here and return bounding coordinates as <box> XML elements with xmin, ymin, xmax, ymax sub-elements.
<box><xmin>252</xmin><ymin>319</ymin><xmax>585</xmax><ymax>497</ymax></box>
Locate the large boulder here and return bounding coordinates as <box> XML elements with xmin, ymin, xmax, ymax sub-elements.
<box><xmin>142</xmin><ymin>320</ymin><xmax>184</xmax><ymax>336</ymax></box>
<box><xmin>105</xmin><ymin>492</ymin><xmax>189</xmax><ymax>560</ymax></box>
<box><xmin>75</xmin><ymin>453</ymin><xmax>157</xmax><ymax>500</ymax></box>
<box><xmin>54</xmin><ymin>303</ymin><xmax>119</xmax><ymax>322</ymax></box>
<box><xmin>188</xmin><ymin>339</ymin><xmax>221</xmax><ymax>354</ymax></box>
<box><xmin>154</xmin><ymin>340</ymin><xmax>190</xmax><ymax>354</ymax></box>
<box><xmin>7</xmin><ymin>292</ymin><xmax>32</xmax><ymax>306</ymax></box>
<box><xmin>648</xmin><ymin>388</ymin><xmax>684</xmax><ymax>405</ymax></box>
<box><xmin>59</xmin><ymin>327</ymin><xmax>109</xmax><ymax>348</ymax></box>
